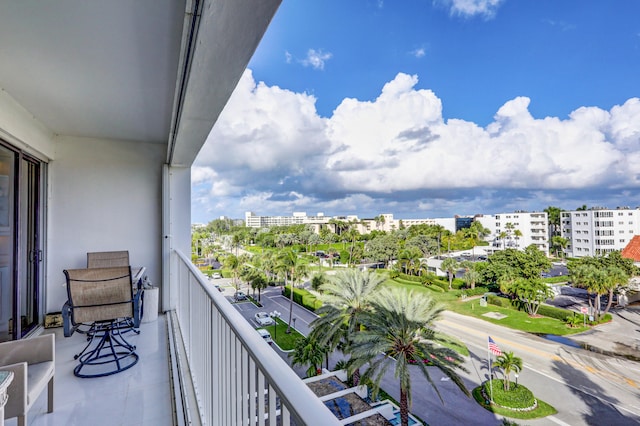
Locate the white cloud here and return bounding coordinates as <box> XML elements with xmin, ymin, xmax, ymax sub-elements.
<box><xmin>439</xmin><ymin>0</ymin><xmax>504</xmax><ymax>18</ymax></box>
<box><xmin>193</xmin><ymin>69</ymin><xmax>640</xmax><ymax>220</ymax></box>
<box><xmin>411</xmin><ymin>47</ymin><xmax>426</xmax><ymax>58</ymax></box>
<box><xmin>285</xmin><ymin>51</ymin><xmax>292</xmax><ymax>64</ymax></box>
<box><xmin>300</xmin><ymin>49</ymin><xmax>333</xmax><ymax>70</ymax></box>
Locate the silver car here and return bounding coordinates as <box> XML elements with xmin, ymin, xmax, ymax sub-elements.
<box><xmin>254</xmin><ymin>311</ymin><xmax>274</xmax><ymax>326</ymax></box>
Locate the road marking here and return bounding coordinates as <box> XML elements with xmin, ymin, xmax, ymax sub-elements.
<box><xmin>267</xmin><ymin>296</ymin><xmax>312</xmax><ymax>326</ymax></box>
<box><xmin>547</xmin><ymin>415</ymin><xmax>573</xmax><ymax>426</ymax></box>
<box><xmin>439</xmin><ymin>319</ymin><xmax>637</xmax><ymax>389</ymax></box>
<box><xmin>438</xmin><ymin>319</ymin><xmax>640</xmax><ymax>418</ymax></box>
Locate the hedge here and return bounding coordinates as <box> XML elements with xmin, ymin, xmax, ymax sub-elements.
<box><xmin>487</xmin><ymin>296</ymin><xmax>613</xmax><ymax>325</ymax></box>
<box><xmin>458</xmin><ymin>286</ymin><xmax>490</xmax><ymax>297</ymax></box>
<box><xmin>282</xmin><ymin>286</ymin><xmax>323</xmax><ymax>312</ymax></box>
<box><xmin>487</xmin><ymin>295</ymin><xmax>514</xmax><ymax>308</ymax></box>
<box><xmin>537</xmin><ymin>304</ymin><xmax>575</xmax><ymax>321</ymax></box>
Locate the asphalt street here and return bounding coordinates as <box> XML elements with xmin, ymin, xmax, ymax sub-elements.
<box><xmin>212</xmin><ymin>277</ymin><xmax>640</xmax><ymax>426</ymax></box>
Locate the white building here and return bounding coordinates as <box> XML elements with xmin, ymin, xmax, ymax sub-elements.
<box><xmin>244</xmin><ymin>211</ymin><xmax>335</xmax><ymax>230</ymax></box>
<box><xmin>475</xmin><ymin>211</ymin><xmax>549</xmax><ymax>255</ymax></box>
<box><xmin>561</xmin><ymin>207</ymin><xmax>640</xmax><ymax>258</ymax></box>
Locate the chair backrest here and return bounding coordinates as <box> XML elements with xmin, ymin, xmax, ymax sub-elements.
<box><xmin>64</xmin><ymin>267</ymin><xmax>133</xmax><ymax>323</ymax></box>
<box><xmin>87</xmin><ymin>250</ymin><xmax>130</xmax><ymax>268</ymax></box>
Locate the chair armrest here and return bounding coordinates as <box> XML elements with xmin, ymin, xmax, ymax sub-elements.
<box><xmin>1</xmin><ymin>362</ymin><xmax>27</xmax><ymax>416</ymax></box>
<box><xmin>133</xmin><ymin>290</ymin><xmax>142</xmax><ymax>328</ymax></box>
<box><xmin>62</xmin><ymin>300</ymin><xmax>75</xmax><ymax>337</ymax></box>
<box><xmin>0</xmin><ymin>334</ymin><xmax>55</xmax><ymax>365</ymax></box>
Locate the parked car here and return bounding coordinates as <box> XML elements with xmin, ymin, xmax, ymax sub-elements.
<box><xmin>211</xmin><ymin>272</ymin><xmax>222</xmax><ymax>279</ymax></box>
<box><xmin>257</xmin><ymin>328</ymin><xmax>273</xmax><ymax>344</ymax></box>
<box><xmin>234</xmin><ymin>291</ymin><xmax>247</xmax><ymax>301</ymax></box>
<box><xmin>254</xmin><ymin>312</ymin><xmax>274</xmax><ymax>326</ymax></box>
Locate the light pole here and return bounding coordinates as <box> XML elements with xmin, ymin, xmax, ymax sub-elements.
<box><xmin>292</xmin><ymin>317</ymin><xmax>297</xmax><ymax>332</ymax></box>
<box><xmin>514</xmin><ymin>373</ymin><xmax>519</xmax><ymax>389</ymax></box>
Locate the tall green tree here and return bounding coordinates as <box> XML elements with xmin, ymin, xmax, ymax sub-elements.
<box><xmin>501</xmin><ymin>278</ymin><xmax>553</xmax><ymax>316</ymax></box>
<box><xmin>277</xmin><ymin>249</ymin><xmax>307</xmax><ymax>333</ymax></box>
<box><xmin>493</xmin><ymin>352</ymin><xmax>523</xmax><ymax>391</ymax></box>
<box><xmin>223</xmin><ymin>254</ymin><xmax>240</xmax><ymax>291</ymax></box>
<box><xmin>543</xmin><ymin>206</ymin><xmax>563</xmax><ymax>236</ymax></box>
<box><xmin>349</xmin><ymin>288</ymin><xmax>470</xmax><ymax>426</ymax></box>
<box><xmin>290</xmin><ymin>336</ymin><xmax>328</xmax><ymax>377</ymax></box>
<box><xmin>440</xmin><ymin>257</ymin><xmax>459</xmax><ymax>290</ymax></box>
<box><xmin>310</xmin><ymin>269</ymin><xmax>386</xmax><ymax>386</ymax></box>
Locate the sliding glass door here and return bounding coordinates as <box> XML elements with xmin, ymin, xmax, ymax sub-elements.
<box><xmin>0</xmin><ymin>143</ymin><xmax>43</xmax><ymax>342</ymax></box>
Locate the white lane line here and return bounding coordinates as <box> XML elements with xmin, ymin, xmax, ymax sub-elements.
<box><xmin>547</xmin><ymin>415</ymin><xmax>573</xmax><ymax>426</ymax></box>
<box><xmin>266</xmin><ymin>296</ymin><xmax>312</xmax><ymax>326</ymax></box>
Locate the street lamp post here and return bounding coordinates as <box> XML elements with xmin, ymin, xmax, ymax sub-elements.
<box><xmin>514</xmin><ymin>373</ymin><xmax>519</xmax><ymax>388</ymax></box>
<box><xmin>292</xmin><ymin>317</ymin><xmax>297</xmax><ymax>331</ymax></box>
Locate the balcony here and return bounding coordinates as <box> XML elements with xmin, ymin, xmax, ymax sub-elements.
<box><xmin>11</xmin><ymin>250</ymin><xmax>337</xmax><ymax>426</ymax></box>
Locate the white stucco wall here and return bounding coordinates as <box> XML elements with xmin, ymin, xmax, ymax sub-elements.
<box><xmin>0</xmin><ymin>89</ymin><xmax>55</xmax><ymax>160</ymax></box>
<box><xmin>47</xmin><ymin>135</ymin><xmax>165</xmax><ymax>313</ymax></box>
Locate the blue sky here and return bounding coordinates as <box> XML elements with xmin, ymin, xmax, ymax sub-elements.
<box><xmin>192</xmin><ymin>0</ymin><xmax>640</xmax><ymax>223</ymax></box>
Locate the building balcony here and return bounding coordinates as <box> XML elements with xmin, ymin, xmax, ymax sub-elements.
<box><xmin>12</xmin><ymin>250</ymin><xmax>337</xmax><ymax>426</ymax></box>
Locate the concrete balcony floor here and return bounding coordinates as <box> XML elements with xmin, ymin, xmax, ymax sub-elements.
<box><xmin>6</xmin><ymin>315</ymin><xmax>173</xmax><ymax>426</ymax></box>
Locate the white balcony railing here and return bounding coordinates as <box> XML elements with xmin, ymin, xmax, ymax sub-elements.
<box><xmin>172</xmin><ymin>250</ymin><xmax>339</xmax><ymax>426</ymax></box>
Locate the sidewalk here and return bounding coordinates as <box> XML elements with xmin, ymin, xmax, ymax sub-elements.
<box><xmin>566</xmin><ymin>306</ymin><xmax>640</xmax><ymax>360</ymax></box>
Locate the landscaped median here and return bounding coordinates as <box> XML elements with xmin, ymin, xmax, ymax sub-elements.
<box><xmin>262</xmin><ymin>317</ymin><xmax>304</xmax><ymax>351</ymax></box>
<box><xmin>472</xmin><ymin>379</ymin><xmax>557</xmax><ymax>420</ymax></box>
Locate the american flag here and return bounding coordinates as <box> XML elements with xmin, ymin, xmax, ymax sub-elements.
<box><xmin>488</xmin><ymin>336</ymin><xmax>502</xmax><ymax>356</ymax></box>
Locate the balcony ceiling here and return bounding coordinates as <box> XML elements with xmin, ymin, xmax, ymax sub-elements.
<box><xmin>0</xmin><ymin>0</ymin><xmax>281</xmax><ymax>166</ymax></box>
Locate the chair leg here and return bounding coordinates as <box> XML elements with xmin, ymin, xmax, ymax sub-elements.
<box><xmin>48</xmin><ymin>377</ymin><xmax>54</xmax><ymax>412</ymax></box>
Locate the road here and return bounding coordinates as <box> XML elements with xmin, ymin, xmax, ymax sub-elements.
<box><xmin>215</xmin><ymin>278</ymin><xmax>640</xmax><ymax>425</ymax></box>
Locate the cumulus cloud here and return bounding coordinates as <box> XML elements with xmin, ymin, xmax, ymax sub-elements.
<box><xmin>193</xmin><ymin>69</ymin><xmax>640</xmax><ymax>220</ymax></box>
<box><xmin>438</xmin><ymin>0</ymin><xmax>504</xmax><ymax>19</ymax></box>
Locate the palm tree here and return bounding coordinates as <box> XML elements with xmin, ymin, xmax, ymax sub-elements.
<box><xmin>349</xmin><ymin>288</ymin><xmax>470</xmax><ymax>426</ymax></box>
<box><xmin>310</xmin><ymin>269</ymin><xmax>386</xmax><ymax>386</ymax></box>
<box><xmin>570</xmin><ymin>263</ymin><xmax>607</xmax><ymax>320</ymax></box>
<box><xmin>493</xmin><ymin>351</ymin><xmax>523</xmax><ymax>391</ymax></box>
<box><xmin>440</xmin><ymin>257</ymin><xmax>459</xmax><ymax>290</ymax></box>
<box><xmin>290</xmin><ymin>335</ymin><xmax>327</xmax><ymax>377</ymax></box>
<box><xmin>223</xmin><ymin>254</ymin><xmax>240</xmax><ymax>291</ymax></box>
<box><xmin>277</xmin><ymin>249</ymin><xmax>305</xmax><ymax>333</ymax></box>
<box><xmin>513</xmin><ymin>229</ymin><xmax>523</xmax><ymax>249</ymax></box>
<box><xmin>602</xmin><ymin>265</ymin><xmax>628</xmax><ymax>316</ymax></box>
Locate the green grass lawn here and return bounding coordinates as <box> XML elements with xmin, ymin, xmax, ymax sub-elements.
<box><xmin>263</xmin><ymin>317</ymin><xmax>304</xmax><ymax>350</ymax></box>
<box><xmin>380</xmin><ymin>274</ymin><xmax>587</xmax><ymax>336</ymax></box>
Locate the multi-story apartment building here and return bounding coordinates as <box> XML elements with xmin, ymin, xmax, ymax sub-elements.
<box><xmin>245</xmin><ymin>211</ymin><xmax>457</xmax><ymax>234</ymax></box>
<box><xmin>561</xmin><ymin>207</ymin><xmax>640</xmax><ymax>257</ymax></box>
<box><xmin>475</xmin><ymin>211</ymin><xmax>549</xmax><ymax>255</ymax></box>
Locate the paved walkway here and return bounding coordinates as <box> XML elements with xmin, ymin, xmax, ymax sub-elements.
<box><xmin>567</xmin><ymin>306</ymin><xmax>640</xmax><ymax>360</ymax></box>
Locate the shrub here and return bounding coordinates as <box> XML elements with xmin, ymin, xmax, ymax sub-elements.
<box><xmin>487</xmin><ymin>295</ymin><xmax>513</xmax><ymax>308</ymax></box>
<box><xmin>452</xmin><ymin>278</ymin><xmax>466</xmax><ymax>290</ymax></box>
<box><xmin>282</xmin><ymin>286</ymin><xmax>323</xmax><ymax>312</ymax></box>
<box><xmin>431</xmin><ymin>280</ymin><xmax>449</xmax><ymax>292</ymax></box>
<box><xmin>537</xmin><ymin>304</ymin><xmax>574</xmax><ymax>321</ymax></box>
<box><xmin>398</xmin><ymin>273</ymin><xmax>425</xmax><ymax>283</ymax></box>
<box><xmin>465</xmin><ymin>286</ymin><xmax>491</xmax><ymax>296</ymax></box>
<box><xmin>483</xmin><ymin>380</ymin><xmax>536</xmax><ymax>409</ymax></box>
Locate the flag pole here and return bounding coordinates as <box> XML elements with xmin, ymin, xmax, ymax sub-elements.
<box><xmin>488</xmin><ymin>337</ymin><xmax>493</xmax><ymax>403</ymax></box>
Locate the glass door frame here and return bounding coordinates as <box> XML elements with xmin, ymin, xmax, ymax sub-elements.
<box><xmin>0</xmin><ymin>138</ymin><xmax>45</xmax><ymax>341</ymax></box>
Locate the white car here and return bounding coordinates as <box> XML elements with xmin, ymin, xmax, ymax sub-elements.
<box><xmin>211</xmin><ymin>272</ymin><xmax>222</xmax><ymax>279</ymax></box>
<box><xmin>254</xmin><ymin>311</ymin><xmax>274</xmax><ymax>326</ymax></box>
<box><xmin>257</xmin><ymin>328</ymin><xmax>273</xmax><ymax>344</ymax></box>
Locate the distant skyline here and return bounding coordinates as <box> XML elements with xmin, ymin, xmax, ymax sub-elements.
<box><xmin>191</xmin><ymin>0</ymin><xmax>640</xmax><ymax>223</ymax></box>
